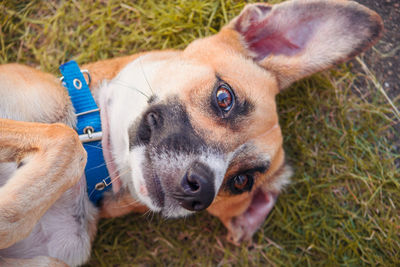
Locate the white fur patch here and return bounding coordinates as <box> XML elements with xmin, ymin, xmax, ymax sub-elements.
<box><xmin>128</xmin><ymin>146</ymin><xmax>161</xmax><ymax>212</ymax></box>
<box><xmin>153</xmin><ymin>148</ymin><xmax>228</xmax><ymax>196</ymax></box>
<box><xmin>267</xmin><ymin>164</ymin><xmax>292</xmax><ymax>193</ymax></box>
<box><xmin>136</xmin><ymin>147</ymin><xmax>228</xmax><ymax>217</ymax></box>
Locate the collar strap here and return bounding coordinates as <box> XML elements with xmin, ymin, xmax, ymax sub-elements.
<box><xmin>60</xmin><ymin>60</ymin><xmax>112</xmax><ymax>206</ymax></box>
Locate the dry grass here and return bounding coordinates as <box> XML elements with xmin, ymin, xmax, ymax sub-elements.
<box><xmin>1</xmin><ymin>0</ymin><xmax>399</xmax><ymax>266</ymax></box>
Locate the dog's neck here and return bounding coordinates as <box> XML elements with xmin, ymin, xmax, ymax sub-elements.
<box><xmin>85</xmin><ymin>56</ymin><xmax>151</xmax><ymax>216</ymax></box>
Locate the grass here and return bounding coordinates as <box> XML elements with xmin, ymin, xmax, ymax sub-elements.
<box><xmin>1</xmin><ymin>0</ymin><xmax>399</xmax><ymax>265</ymax></box>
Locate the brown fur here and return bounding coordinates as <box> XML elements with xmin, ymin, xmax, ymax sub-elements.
<box><xmin>0</xmin><ymin>120</ymin><xmax>86</xmax><ymax>249</ymax></box>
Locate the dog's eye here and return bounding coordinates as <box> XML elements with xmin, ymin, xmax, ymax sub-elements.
<box><xmin>229</xmin><ymin>174</ymin><xmax>254</xmax><ymax>194</ymax></box>
<box><xmin>215</xmin><ymin>83</ymin><xmax>234</xmax><ymax>112</ymax></box>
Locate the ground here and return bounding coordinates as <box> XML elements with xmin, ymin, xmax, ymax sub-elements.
<box><xmin>355</xmin><ymin>0</ymin><xmax>400</xmax><ymax>100</ymax></box>
<box><xmin>355</xmin><ymin>0</ymin><xmax>400</xmax><ymax>157</ymax></box>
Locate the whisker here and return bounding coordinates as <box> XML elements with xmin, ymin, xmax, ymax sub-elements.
<box><xmin>87</xmin><ymin>187</ymin><xmax>99</xmax><ymax>200</ymax></box>
<box><xmin>85</xmin><ymin>162</ymin><xmax>107</xmax><ymax>172</ymax></box>
<box><xmin>139</xmin><ymin>56</ymin><xmax>154</xmax><ymax>95</ymax></box>
<box><xmin>83</xmin><ymin>153</ymin><xmax>117</xmax><ymax>172</ymax></box>
<box><xmin>87</xmin><ymin>168</ymin><xmax>128</xmax><ymax>200</ymax></box>
<box><xmin>143</xmin><ymin>209</ymin><xmax>155</xmax><ymax>221</ymax></box>
<box><xmin>83</xmin><ymin>143</ymin><xmax>112</xmax><ymax>153</ymax></box>
<box><xmin>87</xmin><ymin>164</ymin><xmax>126</xmax><ymax>190</ymax></box>
<box><xmin>81</xmin><ymin>145</ymin><xmax>122</xmax><ymax>176</ymax></box>
<box><xmin>115</xmin><ymin>198</ymin><xmax>143</xmax><ymax>208</ymax></box>
<box><xmin>111</xmin><ymin>166</ymin><xmax>131</xmax><ymax>180</ymax></box>
<box><xmin>113</xmin><ymin>80</ymin><xmax>150</xmax><ymax>99</ymax></box>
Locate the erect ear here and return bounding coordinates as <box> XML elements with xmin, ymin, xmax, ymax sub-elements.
<box><xmin>225</xmin><ymin>0</ymin><xmax>383</xmax><ymax>89</ymax></box>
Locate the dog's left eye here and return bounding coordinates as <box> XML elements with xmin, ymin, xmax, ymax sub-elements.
<box><xmin>229</xmin><ymin>174</ymin><xmax>254</xmax><ymax>194</ymax></box>
<box><xmin>215</xmin><ymin>83</ymin><xmax>235</xmax><ymax>112</ymax></box>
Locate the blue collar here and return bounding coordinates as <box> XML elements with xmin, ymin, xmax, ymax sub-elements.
<box><xmin>60</xmin><ymin>60</ymin><xmax>112</xmax><ymax>206</ymax></box>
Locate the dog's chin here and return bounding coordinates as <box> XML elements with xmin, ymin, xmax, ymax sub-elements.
<box><xmin>161</xmin><ymin>206</ymin><xmax>194</xmax><ymax>218</ymax></box>
<box><xmin>128</xmin><ymin>165</ymin><xmax>193</xmax><ymax>218</ymax></box>
<box><xmin>133</xmin><ymin>182</ymin><xmax>194</xmax><ymax>218</ymax></box>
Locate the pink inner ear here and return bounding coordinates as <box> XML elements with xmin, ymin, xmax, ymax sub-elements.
<box><xmin>242</xmin><ymin>189</ymin><xmax>277</xmax><ymax>229</ymax></box>
<box><xmin>236</xmin><ymin>8</ymin><xmax>318</xmax><ymax>61</ymax></box>
<box><xmin>230</xmin><ymin>189</ymin><xmax>278</xmax><ymax>242</ymax></box>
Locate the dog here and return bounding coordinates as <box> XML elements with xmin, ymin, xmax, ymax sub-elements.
<box><xmin>0</xmin><ymin>0</ymin><xmax>382</xmax><ymax>266</ymax></box>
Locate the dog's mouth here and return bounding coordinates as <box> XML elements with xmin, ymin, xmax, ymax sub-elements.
<box><xmin>130</xmin><ymin>147</ymin><xmax>227</xmax><ymax>218</ymax></box>
<box><xmin>139</xmin><ymin>156</ymin><xmax>196</xmax><ymax>217</ymax></box>
<box><xmin>149</xmin><ymin>172</ymin><xmax>165</xmax><ymax>208</ymax></box>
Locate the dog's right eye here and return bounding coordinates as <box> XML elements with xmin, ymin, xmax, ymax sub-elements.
<box><xmin>228</xmin><ymin>173</ymin><xmax>254</xmax><ymax>194</ymax></box>
<box><xmin>215</xmin><ymin>83</ymin><xmax>235</xmax><ymax>113</ymax></box>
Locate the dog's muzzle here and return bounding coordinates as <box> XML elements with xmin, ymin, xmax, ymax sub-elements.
<box><xmin>131</xmin><ymin>99</ymin><xmax>224</xmax><ymax>215</ymax></box>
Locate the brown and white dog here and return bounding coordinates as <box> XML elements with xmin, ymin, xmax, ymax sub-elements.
<box><xmin>0</xmin><ymin>0</ymin><xmax>382</xmax><ymax>266</ymax></box>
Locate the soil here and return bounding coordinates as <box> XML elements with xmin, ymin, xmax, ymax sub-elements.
<box><xmin>354</xmin><ymin>0</ymin><xmax>400</xmax><ymax>100</ymax></box>
<box><xmin>354</xmin><ymin>0</ymin><xmax>399</xmax><ymax>162</ymax></box>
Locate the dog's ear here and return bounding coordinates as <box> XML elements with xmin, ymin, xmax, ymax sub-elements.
<box><xmin>225</xmin><ymin>0</ymin><xmax>383</xmax><ymax>89</ymax></box>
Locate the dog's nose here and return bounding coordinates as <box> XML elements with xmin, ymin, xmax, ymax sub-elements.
<box><xmin>179</xmin><ymin>161</ymin><xmax>215</xmax><ymax>211</ymax></box>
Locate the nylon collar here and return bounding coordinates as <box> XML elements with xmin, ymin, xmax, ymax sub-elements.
<box><xmin>60</xmin><ymin>60</ymin><xmax>112</xmax><ymax>206</ymax></box>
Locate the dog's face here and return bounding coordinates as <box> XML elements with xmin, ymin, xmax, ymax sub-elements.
<box><xmin>99</xmin><ymin>0</ymin><xmax>382</xmax><ymax>243</ymax></box>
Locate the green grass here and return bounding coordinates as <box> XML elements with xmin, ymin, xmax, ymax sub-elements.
<box><xmin>1</xmin><ymin>0</ymin><xmax>399</xmax><ymax>266</ymax></box>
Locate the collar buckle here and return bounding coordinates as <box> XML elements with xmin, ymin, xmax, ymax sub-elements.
<box><xmin>79</xmin><ymin>131</ymin><xmax>103</xmax><ymax>143</ymax></box>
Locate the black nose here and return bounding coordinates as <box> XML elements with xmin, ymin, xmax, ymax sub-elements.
<box><xmin>178</xmin><ymin>161</ymin><xmax>215</xmax><ymax>211</ymax></box>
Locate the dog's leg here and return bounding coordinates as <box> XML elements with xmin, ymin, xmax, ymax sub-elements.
<box><xmin>0</xmin><ymin>119</ymin><xmax>86</xmax><ymax>249</ymax></box>
<box><xmin>0</xmin><ymin>256</ymin><xmax>68</xmax><ymax>267</ymax></box>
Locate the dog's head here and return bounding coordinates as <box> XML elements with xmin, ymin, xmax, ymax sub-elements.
<box><xmin>99</xmin><ymin>0</ymin><xmax>382</xmax><ymax>243</ymax></box>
